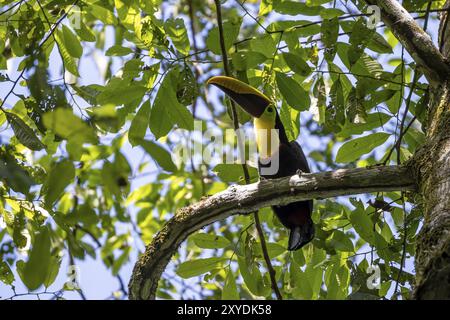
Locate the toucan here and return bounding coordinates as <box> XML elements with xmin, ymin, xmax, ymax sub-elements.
<box><xmin>207</xmin><ymin>76</ymin><xmax>314</xmax><ymax>251</ymax></box>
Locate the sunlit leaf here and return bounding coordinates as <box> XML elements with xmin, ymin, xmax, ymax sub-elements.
<box><xmin>4</xmin><ymin>112</ymin><xmax>45</xmax><ymax>151</ymax></box>
<box><xmin>20</xmin><ymin>227</ymin><xmax>52</xmax><ymax>291</ymax></box>
<box><xmin>276</xmin><ymin>72</ymin><xmax>310</xmax><ymax>111</ymax></box>
<box><xmin>336</xmin><ymin>132</ymin><xmax>390</xmax><ymax>163</ymax></box>
<box><xmin>42</xmin><ymin>159</ymin><xmax>75</xmax><ymax>207</ymax></box>
<box><xmin>192</xmin><ymin>233</ymin><xmax>231</xmax><ymax>249</ymax></box>
<box><xmin>43</xmin><ymin>108</ymin><xmax>97</xmax><ymax>144</ymax></box>
<box><xmin>176</xmin><ymin>257</ymin><xmax>226</xmax><ymax>279</ymax></box>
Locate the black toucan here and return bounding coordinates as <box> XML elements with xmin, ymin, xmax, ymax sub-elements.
<box><xmin>207</xmin><ymin>76</ymin><xmax>314</xmax><ymax>251</ymax></box>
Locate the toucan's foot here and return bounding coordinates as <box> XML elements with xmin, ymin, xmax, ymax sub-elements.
<box><xmin>259</xmin><ymin>176</ymin><xmax>267</xmax><ymax>181</ymax></box>
<box><xmin>296</xmin><ymin>169</ymin><xmax>304</xmax><ymax>176</ymax></box>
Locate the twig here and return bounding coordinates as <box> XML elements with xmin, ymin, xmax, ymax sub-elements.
<box><xmin>394</xmin><ymin>193</ymin><xmax>408</xmax><ymax>298</ymax></box>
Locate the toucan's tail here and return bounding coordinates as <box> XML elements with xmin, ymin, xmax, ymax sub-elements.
<box><xmin>288</xmin><ymin>221</ymin><xmax>315</xmax><ymax>251</ymax></box>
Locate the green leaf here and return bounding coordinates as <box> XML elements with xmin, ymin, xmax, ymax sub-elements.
<box><xmin>292</xmin><ymin>251</ymin><xmax>324</xmax><ymax>299</ymax></box>
<box><xmin>320</xmin><ymin>8</ymin><xmax>345</xmax><ymax>19</ymax></box>
<box><xmin>164</xmin><ymin>18</ymin><xmax>190</xmax><ymax>55</ymax></box>
<box><xmin>337</xmin><ymin>113</ymin><xmax>391</xmax><ymax>138</ymax></box>
<box><xmin>4</xmin><ymin>112</ymin><xmax>45</xmax><ymax>150</ymax></box>
<box><xmin>90</xmin><ymin>4</ymin><xmax>117</xmax><ymax>25</ymax></box>
<box><xmin>252</xmin><ymin>242</ymin><xmax>285</xmax><ymax>259</ymax></box>
<box><xmin>150</xmin><ymin>69</ymin><xmax>194</xmax><ymax>139</ymax></box>
<box><xmin>66</xmin><ymin>202</ymin><xmax>99</xmax><ymax>226</ymax></box>
<box><xmin>206</xmin><ymin>18</ymin><xmax>242</xmax><ymax>55</ymax></box>
<box><xmin>276</xmin><ymin>72</ymin><xmax>310</xmax><ymax>111</ymax></box>
<box><xmin>138</xmin><ymin>139</ymin><xmax>177</xmax><ymax>173</ymax></box>
<box><xmin>21</xmin><ymin>227</ymin><xmax>52</xmax><ymax>291</ymax></box>
<box><xmin>42</xmin><ymin>159</ymin><xmax>75</xmax><ymax>206</ymax></box>
<box><xmin>176</xmin><ymin>257</ymin><xmax>226</xmax><ymax>279</ymax></box>
<box><xmin>346</xmin><ymin>87</ymin><xmax>367</xmax><ymax>124</ymax></box>
<box><xmin>336</xmin><ymin>132</ymin><xmax>389</xmax><ymax>163</ymax></box>
<box><xmin>62</xmin><ymin>25</ymin><xmax>83</xmax><ymax>58</ymax></box>
<box><xmin>327</xmin><ymin>230</ymin><xmax>354</xmax><ymax>252</ymax></box>
<box><xmin>55</xmin><ymin>29</ymin><xmax>79</xmax><ymax>76</ymax></box>
<box><xmin>237</xmin><ymin>256</ymin><xmax>268</xmax><ymax>297</ymax></box>
<box><xmin>101</xmin><ymin>161</ymin><xmax>121</xmax><ymax>198</ymax></box>
<box><xmin>274</xmin><ymin>1</ymin><xmax>321</xmax><ymax>16</ymax></box>
<box><xmin>259</xmin><ymin>0</ymin><xmax>273</xmax><ymax>16</ymax></box>
<box><xmin>222</xmin><ymin>269</ymin><xmax>239</xmax><ymax>300</ymax></box>
<box><xmin>105</xmin><ymin>45</ymin><xmax>133</xmax><ymax>56</ymax></box>
<box><xmin>74</xmin><ymin>23</ymin><xmax>96</xmax><ymax>42</ymax></box>
<box><xmin>97</xmin><ymin>85</ymin><xmax>147</xmax><ymax>106</ymax></box>
<box><xmin>321</xmin><ymin>17</ymin><xmax>339</xmax><ymax>49</ymax></box>
<box><xmin>213</xmin><ymin>164</ymin><xmax>259</xmax><ymax>183</ymax></box>
<box><xmin>267</xmin><ymin>20</ymin><xmax>320</xmax><ymax>36</ymax></box>
<box><xmin>283</xmin><ymin>52</ymin><xmax>311</xmax><ymax>76</ymax></box>
<box><xmin>0</xmin><ymin>261</ymin><xmax>14</xmax><ymax>285</ymax></box>
<box><xmin>249</xmin><ymin>34</ymin><xmax>277</xmax><ymax>58</ymax></box>
<box><xmin>349</xmin><ymin>19</ymin><xmax>374</xmax><ymax>47</ymax></box>
<box><xmin>43</xmin><ymin>256</ymin><xmax>61</xmax><ymax>288</ymax></box>
<box><xmin>280</xmin><ymin>101</ymin><xmax>300</xmax><ymax>141</ymax></box>
<box><xmin>71</xmin><ymin>84</ymin><xmax>102</xmax><ymax>105</ymax></box>
<box><xmin>149</xmin><ymin>97</ymin><xmax>173</xmax><ymax>139</ymax></box>
<box><xmin>112</xmin><ymin>247</ymin><xmax>131</xmax><ymax>275</ymax></box>
<box><xmin>43</xmin><ymin>108</ymin><xmax>97</xmax><ymax>144</ymax></box>
<box><xmin>0</xmin><ymin>157</ymin><xmax>36</xmax><ymax>195</ymax></box>
<box><xmin>192</xmin><ymin>233</ymin><xmax>231</xmax><ymax>249</ymax></box>
<box><xmin>330</xmin><ymin>78</ymin><xmax>345</xmax><ymax>111</ymax></box>
<box><xmin>349</xmin><ymin>202</ymin><xmax>375</xmax><ymax>244</ymax></box>
<box><xmin>231</xmin><ymin>51</ymin><xmax>267</xmax><ymax>71</ymax></box>
<box><xmin>365</xmin><ymin>89</ymin><xmax>397</xmax><ymax>110</ymax></box>
<box><xmin>368</xmin><ymin>33</ymin><xmax>393</xmax><ymax>54</ymax></box>
<box><xmin>129</xmin><ymin>100</ymin><xmax>150</xmax><ymax>146</ymax></box>
<box><xmin>314</xmin><ymin>75</ymin><xmax>327</xmax><ymax>125</ymax></box>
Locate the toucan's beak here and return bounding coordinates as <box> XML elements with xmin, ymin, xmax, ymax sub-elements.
<box><xmin>207</xmin><ymin>76</ymin><xmax>271</xmax><ymax>118</ymax></box>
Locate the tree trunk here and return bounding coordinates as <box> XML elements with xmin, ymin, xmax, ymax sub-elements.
<box><xmin>412</xmin><ymin>3</ymin><xmax>450</xmax><ymax>299</ymax></box>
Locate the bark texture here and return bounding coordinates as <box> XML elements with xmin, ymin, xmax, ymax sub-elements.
<box><xmin>128</xmin><ymin>166</ymin><xmax>415</xmax><ymax>300</ymax></box>
<box><xmin>363</xmin><ymin>0</ymin><xmax>450</xmax><ymax>300</ymax></box>
<box><xmin>413</xmin><ymin>82</ymin><xmax>450</xmax><ymax>299</ymax></box>
<box><xmin>412</xmin><ymin>1</ymin><xmax>450</xmax><ymax>299</ymax></box>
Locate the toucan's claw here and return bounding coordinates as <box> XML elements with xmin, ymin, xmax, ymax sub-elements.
<box><xmin>296</xmin><ymin>169</ymin><xmax>304</xmax><ymax>176</ymax></box>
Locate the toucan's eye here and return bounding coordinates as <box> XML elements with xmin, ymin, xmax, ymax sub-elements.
<box><xmin>267</xmin><ymin>106</ymin><xmax>273</xmax><ymax>113</ymax></box>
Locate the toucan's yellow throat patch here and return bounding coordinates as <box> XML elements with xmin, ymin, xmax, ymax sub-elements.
<box><xmin>254</xmin><ymin>105</ymin><xmax>279</xmax><ymax>159</ymax></box>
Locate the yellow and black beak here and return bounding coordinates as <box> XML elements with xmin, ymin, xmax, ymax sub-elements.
<box><xmin>207</xmin><ymin>76</ymin><xmax>271</xmax><ymax>118</ymax></box>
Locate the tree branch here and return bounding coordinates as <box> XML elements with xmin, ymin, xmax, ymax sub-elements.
<box><xmin>128</xmin><ymin>165</ymin><xmax>416</xmax><ymax>300</ymax></box>
<box><xmin>364</xmin><ymin>0</ymin><xmax>450</xmax><ymax>85</ymax></box>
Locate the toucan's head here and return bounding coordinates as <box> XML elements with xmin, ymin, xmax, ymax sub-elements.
<box><xmin>208</xmin><ymin>76</ymin><xmax>282</xmax><ymax>159</ymax></box>
<box><xmin>207</xmin><ymin>76</ymin><xmax>276</xmax><ymax>124</ymax></box>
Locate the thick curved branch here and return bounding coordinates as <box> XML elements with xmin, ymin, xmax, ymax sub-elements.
<box><xmin>128</xmin><ymin>165</ymin><xmax>416</xmax><ymax>300</ymax></box>
<box><xmin>365</xmin><ymin>0</ymin><xmax>450</xmax><ymax>85</ymax></box>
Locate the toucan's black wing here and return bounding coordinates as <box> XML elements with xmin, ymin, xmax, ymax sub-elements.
<box><xmin>289</xmin><ymin>140</ymin><xmax>310</xmax><ymax>174</ymax></box>
<box><xmin>270</xmin><ymin>140</ymin><xmax>314</xmax><ymax>251</ymax></box>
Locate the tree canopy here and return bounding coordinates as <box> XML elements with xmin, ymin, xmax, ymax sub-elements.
<box><xmin>0</xmin><ymin>0</ymin><xmax>444</xmax><ymax>300</ymax></box>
